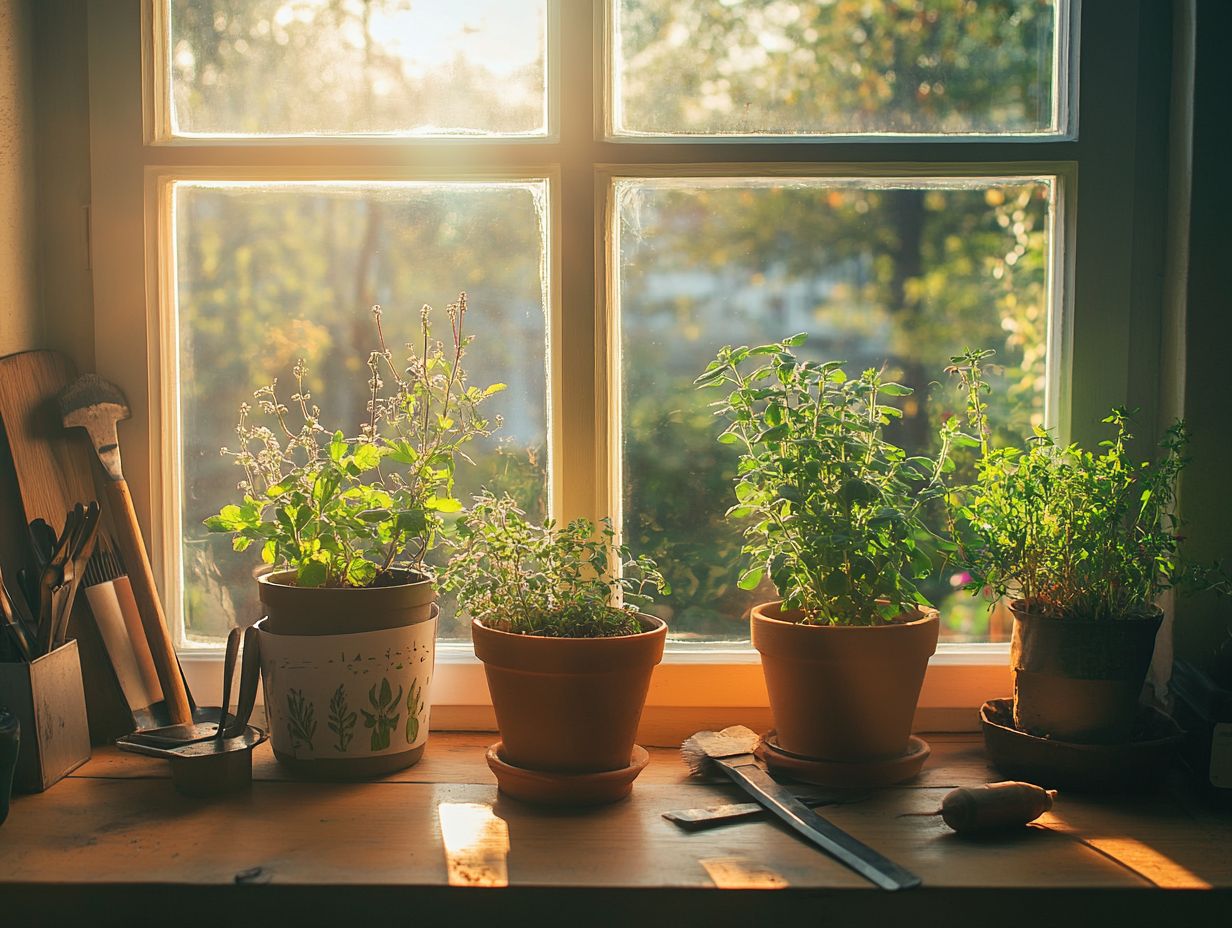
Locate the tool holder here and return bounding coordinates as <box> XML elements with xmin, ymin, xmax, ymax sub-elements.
<box><xmin>0</xmin><ymin>639</ymin><xmax>91</xmax><ymax>792</ymax></box>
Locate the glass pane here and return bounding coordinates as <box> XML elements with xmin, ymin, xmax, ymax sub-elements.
<box><xmin>174</xmin><ymin>181</ymin><xmax>549</xmax><ymax>643</ymax></box>
<box><xmin>617</xmin><ymin>177</ymin><xmax>1054</xmax><ymax>643</ymax></box>
<box><xmin>167</xmin><ymin>0</ymin><xmax>548</xmax><ymax>137</ymax></box>
<box><xmin>613</xmin><ymin>0</ymin><xmax>1063</xmax><ymax>137</ymax></box>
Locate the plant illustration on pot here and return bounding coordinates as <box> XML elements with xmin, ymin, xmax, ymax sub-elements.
<box><xmin>328</xmin><ymin>684</ymin><xmax>357</xmax><ymax>753</ymax></box>
<box><xmin>286</xmin><ymin>688</ymin><xmax>317</xmax><ymax>752</ymax></box>
<box><xmin>362</xmin><ymin>677</ymin><xmax>403</xmax><ymax>751</ymax></box>
<box><xmin>406</xmin><ymin>677</ymin><xmax>425</xmax><ymax>745</ymax></box>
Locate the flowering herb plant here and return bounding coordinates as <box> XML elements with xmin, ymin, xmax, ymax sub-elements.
<box><xmin>944</xmin><ymin>347</ymin><xmax>1217</xmax><ymax>620</ymax></box>
<box><xmin>444</xmin><ymin>492</ymin><xmax>668</xmax><ymax>638</ymax></box>
<box><xmin>205</xmin><ymin>295</ymin><xmax>504</xmax><ymax>588</ymax></box>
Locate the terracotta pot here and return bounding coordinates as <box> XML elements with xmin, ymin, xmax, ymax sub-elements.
<box><xmin>750</xmin><ymin>601</ymin><xmax>939</xmax><ymax>761</ymax></box>
<box><xmin>472</xmin><ymin>614</ymin><xmax>666</xmax><ymax>773</ymax></box>
<box><xmin>1010</xmin><ymin>600</ymin><xmax>1162</xmax><ymax>744</ymax></box>
<box><xmin>256</xmin><ymin>570</ymin><xmax>437</xmax><ymax>779</ymax></box>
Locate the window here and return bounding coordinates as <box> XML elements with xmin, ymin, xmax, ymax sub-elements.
<box><xmin>87</xmin><ymin>1</ymin><xmax>1171</xmax><ymax>725</ymax></box>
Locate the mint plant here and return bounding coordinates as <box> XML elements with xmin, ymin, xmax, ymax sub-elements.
<box><xmin>696</xmin><ymin>335</ymin><xmax>954</xmax><ymax>626</ymax></box>
<box><xmin>444</xmin><ymin>492</ymin><xmax>669</xmax><ymax>638</ymax></box>
<box><xmin>945</xmin><ymin>347</ymin><xmax>1206</xmax><ymax>621</ymax></box>
<box><xmin>205</xmin><ymin>296</ymin><xmax>503</xmax><ymax>588</ymax></box>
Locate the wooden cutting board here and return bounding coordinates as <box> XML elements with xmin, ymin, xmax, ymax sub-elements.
<box><xmin>0</xmin><ymin>349</ymin><xmax>133</xmax><ymax>742</ymax></box>
<box><xmin>0</xmin><ymin>350</ymin><xmax>97</xmax><ymax>525</ymax></box>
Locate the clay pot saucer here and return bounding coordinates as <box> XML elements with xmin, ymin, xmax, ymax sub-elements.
<box><xmin>754</xmin><ymin>730</ymin><xmax>931</xmax><ymax>788</ymax></box>
<box><xmin>980</xmin><ymin>697</ymin><xmax>1183</xmax><ymax>792</ymax></box>
<box><xmin>485</xmin><ymin>742</ymin><xmax>650</xmax><ymax>806</ymax></box>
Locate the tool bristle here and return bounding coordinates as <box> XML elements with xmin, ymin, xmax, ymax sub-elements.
<box><xmin>680</xmin><ymin>725</ymin><xmax>761</xmax><ymax>778</ymax></box>
<box><xmin>58</xmin><ymin>373</ymin><xmax>130</xmax><ymax>419</ymax></box>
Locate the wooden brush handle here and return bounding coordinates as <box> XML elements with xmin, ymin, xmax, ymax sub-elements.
<box><xmin>105</xmin><ymin>478</ymin><xmax>193</xmax><ymax>724</ymax></box>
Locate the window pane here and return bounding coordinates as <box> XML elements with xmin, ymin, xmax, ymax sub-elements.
<box><xmin>174</xmin><ymin>181</ymin><xmax>549</xmax><ymax>643</ymax></box>
<box><xmin>613</xmin><ymin>0</ymin><xmax>1063</xmax><ymax>137</ymax></box>
<box><xmin>167</xmin><ymin>1</ymin><xmax>548</xmax><ymax>137</ymax></box>
<box><xmin>617</xmin><ymin>177</ymin><xmax>1053</xmax><ymax>643</ymax></box>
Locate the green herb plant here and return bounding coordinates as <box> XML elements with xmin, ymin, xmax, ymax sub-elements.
<box><xmin>205</xmin><ymin>295</ymin><xmax>504</xmax><ymax>588</ymax></box>
<box><xmin>945</xmin><ymin>347</ymin><xmax>1202</xmax><ymax>621</ymax></box>
<box><xmin>696</xmin><ymin>334</ymin><xmax>955</xmax><ymax>626</ymax></box>
<box><xmin>444</xmin><ymin>492</ymin><xmax>669</xmax><ymax>638</ymax></box>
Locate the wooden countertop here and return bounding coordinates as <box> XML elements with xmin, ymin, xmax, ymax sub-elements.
<box><xmin>3</xmin><ymin>733</ymin><xmax>1230</xmax><ymax>926</ymax></box>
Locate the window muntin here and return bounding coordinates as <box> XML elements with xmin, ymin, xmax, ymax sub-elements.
<box><xmin>166</xmin><ymin>0</ymin><xmax>550</xmax><ymax>138</ymax></box>
<box><xmin>150</xmin><ymin>0</ymin><xmax>1080</xmax><ymax>654</ymax></box>
<box><xmin>171</xmin><ymin>180</ymin><xmax>550</xmax><ymax>642</ymax></box>
<box><xmin>611</xmin><ymin>0</ymin><xmax>1066</xmax><ymax>138</ymax></box>
<box><xmin>615</xmin><ymin>175</ymin><xmax>1054</xmax><ymax>644</ymax></box>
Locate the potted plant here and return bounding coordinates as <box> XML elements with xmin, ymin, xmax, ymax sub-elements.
<box><xmin>945</xmin><ymin>347</ymin><xmax>1208</xmax><ymax>744</ymax></box>
<box><xmin>206</xmin><ymin>296</ymin><xmax>503</xmax><ymax>778</ymax></box>
<box><xmin>444</xmin><ymin>492</ymin><xmax>668</xmax><ymax>798</ymax></box>
<box><xmin>695</xmin><ymin>335</ymin><xmax>953</xmax><ymax>765</ymax></box>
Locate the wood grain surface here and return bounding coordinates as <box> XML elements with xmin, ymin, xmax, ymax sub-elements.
<box><xmin>2</xmin><ymin>733</ymin><xmax>1229</xmax><ymax>925</ymax></box>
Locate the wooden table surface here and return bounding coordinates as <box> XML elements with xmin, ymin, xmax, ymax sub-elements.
<box><xmin>3</xmin><ymin>733</ymin><xmax>1229</xmax><ymax>927</ymax></box>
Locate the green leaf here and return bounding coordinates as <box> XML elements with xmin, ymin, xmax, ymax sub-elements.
<box><xmin>329</xmin><ymin>431</ymin><xmax>347</xmax><ymax>463</ymax></box>
<box><xmin>395</xmin><ymin>510</ymin><xmax>428</xmax><ymax>535</ymax></box>
<box><xmin>426</xmin><ymin>496</ymin><xmax>463</xmax><ymax>513</ymax></box>
<box><xmin>357</xmin><ymin>508</ymin><xmax>392</xmax><ymax>524</ymax></box>
<box><xmin>879</xmin><ymin>382</ymin><xmax>913</xmax><ymax>396</ymax></box>
<box><xmin>352</xmin><ymin>443</ymin><xmax>383</xmax><ymax>472</ymax></box>
<box><xmin>482</xmin><ymin>383</ymin><xmax>507</xmax><ymax>396</ymax></box>
<box><xmin>737</xmin><ymin>566</ymin><xmax>764</xmax><ymax>590</ymax></box>
<box><xmin>297</xmin><ymin>561</ymin><xmax>327</xmax><ymax>588</ymax></box>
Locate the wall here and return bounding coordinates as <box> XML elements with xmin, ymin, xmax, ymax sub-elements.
<box><xmin>32</xmin><ymin>0</ymin><xmax>94</xmax><ymax>372</ymax></box>
<box><xmin>0</xmin><ymin>0</ymin><xmax>39</xmax><ymax>355</ymax></box>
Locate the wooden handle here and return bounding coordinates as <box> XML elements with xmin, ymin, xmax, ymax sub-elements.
<box><xmin>105</xmin><ymin>478</ymin><xmax>193</xmax><ymax>724</ymax></box>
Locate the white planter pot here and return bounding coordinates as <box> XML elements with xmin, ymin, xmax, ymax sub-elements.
<box><xmin>255</xmin><ymin>603</ymin><xmax>438</xmax><ymax>778</ymax></box>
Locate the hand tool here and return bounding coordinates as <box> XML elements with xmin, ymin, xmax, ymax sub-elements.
<box><xmin>662</xmin><ymin>789</ymin><xmax>869</xmax><ymax>831</ymax></box>
<box><xmin>58</xmin><ymin>374</ymin><xmax>193</xmax><ymax>724</ymax></box>
<box><xmin>35</xmin><ymin>506</ymin><xmax>81</xmax><ymax>656</ymax></box>
<box><xmin>51</xmin><ymin>501</ymin><xmax>101</xmax><ymax>650</ymax></box>
<box><xmin>0</xmin><ymin>566</ymin><xmax>34</xmax><ymax>661</ymax></box>
<box><xmin>682</xmin><ymin>725</ymin><xmax>921</xmax><ymax>891</ymax></box>
<box><xmin>82</xmin><ymin>544</ymin><xmax>158</xmax><ymax>709</ymax></box>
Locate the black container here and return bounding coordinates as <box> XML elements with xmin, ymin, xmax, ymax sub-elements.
<box><xmin>0</xmin><ymin>708</ymin><xmax>18</xmax><ymax>825</ymax></box>
<box><xmin>1171</xmin><ymin>659</ymin><xmax>1232</xmax><ymax>806</ymax></box>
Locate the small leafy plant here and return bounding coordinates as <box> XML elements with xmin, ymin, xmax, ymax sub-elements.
<box><xmin>204</xmin><ymin>296</ymin><xmax>503</xmax><ymax>588</ymax></box>
<box><xmin>443</xmin><ymin>492</ymin><xmax>669</xmax><ymax>638</ymax></box>
<box><xmin>945</xmin><ymin>347</ymin><xmax>1206</xmax><ymax>621</ymax></box>
<box><xmin>696</xmin><ymin>335</ymin><xmax>954</xmax><ymax>626</ymax></box>
<box><xmin>361</xmin><ymin>677</ymin><xmax>402</xmax><ymax>751</ymax></box>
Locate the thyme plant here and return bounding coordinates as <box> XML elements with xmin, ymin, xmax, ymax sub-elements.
<box><xmin>205</xmin><ymin>295</ymin><xmax>503</xmax><ymax>588</ymax></box>
<box><xmin>946</xmin><ymin>347</ymin><xmax>1199</xmax><ymax>621</ymax></box>
<box><xmin>696</xmin><ymin>335</ymin><xmax>954</xmax><ymax>626</ymax></box>
<box><xmin>444</xmin><ymin>492</ymin><xmax>668</xmax><ymax>638</ymax></box>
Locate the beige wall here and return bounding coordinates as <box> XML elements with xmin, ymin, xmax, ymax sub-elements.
<box><xmin>0</xmin><ymin>0</ymin><xmax>40</xmax><ymax>355</ymax></box>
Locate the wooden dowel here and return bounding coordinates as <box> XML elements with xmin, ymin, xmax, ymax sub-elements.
<box><xmin>105</xmin><ymin>479</ymin><xmax>192</xmax><ymax>724</ymax></box>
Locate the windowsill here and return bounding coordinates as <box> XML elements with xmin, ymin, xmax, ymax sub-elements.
<box><xmin>4</xmin><ymin>731</ymin><xmax>1227</xmax><ymax>923</ymax></box>
<box><xmin>178</xmin><ymin>642</ymin><xmax>1010</xmax><ymax>739</ymax></box>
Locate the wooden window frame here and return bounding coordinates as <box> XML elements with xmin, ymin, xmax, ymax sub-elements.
<box><xmin>84</xmin><ymin>0</ymin><xmax>1172</xmax><ymax>734</ymax></box>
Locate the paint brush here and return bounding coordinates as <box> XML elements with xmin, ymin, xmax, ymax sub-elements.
<box><xmin>681</xmin><ymin>725</ymin><xmax>921</xmax><ymax>891</ymax></box>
